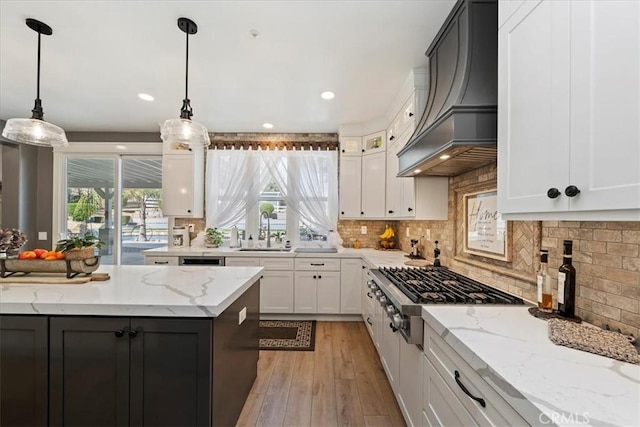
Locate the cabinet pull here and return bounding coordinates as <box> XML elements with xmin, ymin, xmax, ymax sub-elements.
<box><xmin>407</xmin><ymin>207</ymin><xmax>413</xmax><ymax>212</ymax></box>
<box><xmin>310</xmin><ymin>263</ymin><xmax>325</xmax><ymax>266</ymax></box>
<box><xmin>547</xmin><ymin>188</ymin><xmax>561</xmax><ymax>199</ymax></box>
<box><xmin>366</xmin><ymin>318</ymin><xmax>373</xmax><ymax>325</ymax></box>
<box><xmin>367</xmin><ymin>292</ymin><xmax>373</xmax><ymax>299</ymax></box>
<box><xmin>154</xmin><ymin>261</ymin><xmax>169</xmax><ymax>265</ymax></box>
<box><xmin>361</xmin><ymin>149</ymin><xmax>365</xmax><ymax>153</ymax></box>
<box><xmin>362</xmin><ymin>265</ymin><xmax>366</xmax><ymax>269</ymax></box>
<box><xmin>455</xmin><ymin>370</ymin><xmax>486</xmax><ymax>408</ymax></box>
<box><xmin>388</xmin><ymin>210</ymin><xmax>394</xmax><ymax>214</ymax></box>
<box><xmin>564</xmin><ymin>185</ymin><xmax>581</xmax><ymax>197</ymax></box>
<box><xmin>389</xmin><ymin>135</ymin><xmax>395</xmax><ymax>140</ymax></box>
<box><xmin>129</xmin><ymin>330</ymin><xmax>138</xmax><ymax>338</ymax></box>
<box><xmin>115</xmin><ymin>329</ymin><xmax>125</xmax><ymax>338</ymax></box>
<box><xmin>408</xmin><ymin>112</ymin><xmax>414</xmax><ymax>117</ymax></box>
<box><xmin>389</xmin><ymin>323</ymin><xmax>398</xmax><ymax>333</ymax></box>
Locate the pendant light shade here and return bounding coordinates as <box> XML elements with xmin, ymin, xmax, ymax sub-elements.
<box><xmin>160</xmin><ymin>17</ymin><xmax>210</xmax><ymax>150</ymax></box>
<box><xmin>2</xmin><ymin>19</ymin><xmax>68</xmax><ymax>147</ymax></box>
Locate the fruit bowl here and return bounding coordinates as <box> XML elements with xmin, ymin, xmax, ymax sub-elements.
<box><xmin>0</xmin><ymin>257</ymin><xmax>101</xmax><ymax>279</ymax></box>
<box><xmin>380</xmin><ymin>240</ymin><xmax>396</xmax><ymax>249</ymax></box>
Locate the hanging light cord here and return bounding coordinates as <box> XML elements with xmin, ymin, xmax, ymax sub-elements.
<box><xmin>31</xmin><ymin>29</ymin><xmax>44</xmax><ymax>120</ymax></box>
<box><xmin>180</xmin><ymin>26</ymin><xmax>193</xmax><ymax>120</ymax></box>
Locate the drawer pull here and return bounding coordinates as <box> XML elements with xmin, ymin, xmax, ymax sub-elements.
<box><xmin>389</xmin><ymin>322</ymin><xmax>398</xmax><ymax>333</ymax></box>
<box><xmin>115</xmin><ymin>329</ymin><xmax>125</xmax><ymax>338</ymax></box>
<box><xmin>310</xmin><ymin>263</ymin><xmax>325</xmax><ymax>266</ymax></box>
<box><xmin>455</xmin><ymin>370</ymin><xmax>486</xmax><ymax>408</ymax></box>
<box><xmin>154</xmin><ymin>261</ymin><xmax>169</xmax><ymax>264</ymax></box>
<box><xmin>366</xmin><ymin>318</ymin><xmax>373</xmax><ymax>325</ymax></box>
<box><xmin>367</xmin><ymin>292</ymin><xmax>373</xmax><ymax>299</ymax></box>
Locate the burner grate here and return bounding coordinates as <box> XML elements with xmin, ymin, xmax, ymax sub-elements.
<box><xmin>379</xmin><ymin>267</ymin><xmax>524</xmax><ymax>305</ymax></box>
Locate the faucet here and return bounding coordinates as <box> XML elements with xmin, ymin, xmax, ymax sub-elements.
<box><xmin>261</xmin><ymin>211</ymin><xmax>271</xmax><ymax>248</ymax></box>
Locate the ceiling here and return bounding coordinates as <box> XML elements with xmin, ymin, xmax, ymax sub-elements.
<box><xmin>0</xmin><ymin>0</ymin><xmax>456</xmax><ymax>134</ymax></box>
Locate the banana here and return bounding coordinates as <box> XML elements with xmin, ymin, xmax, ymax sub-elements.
<box><xmin>387</xmin><ymin>227</ymin><xmax>395</xmax><ymax>239</ymax></box>
<box><xmin>379</xmin><ymin>225</ymin><xmax>394</xmax><ymax>240</ymax></box>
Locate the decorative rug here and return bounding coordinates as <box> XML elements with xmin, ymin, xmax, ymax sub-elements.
<box><xmin>259</xmin><ymin>320</ymin><xmax>316</xmax><ymax>351</ymax></box>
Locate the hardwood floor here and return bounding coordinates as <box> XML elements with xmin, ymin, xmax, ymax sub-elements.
<box><xmin>237</xmin><ymin>321</ymin><xmax>406</xmax><ymax>427</ymax></box>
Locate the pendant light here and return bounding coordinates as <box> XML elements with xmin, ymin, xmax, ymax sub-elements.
<box><xmin>2</xmin><ymin>19</ymin><xmax>68</xmax><ymax>147</ymax></box>
<box><xmin>160</xmin><ymin>17</ymin><xmax>210</xmax><ymax>150</ymax></box>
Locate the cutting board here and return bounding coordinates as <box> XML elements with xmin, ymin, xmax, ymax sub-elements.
<box><xmin>0</xmin><ymin>273</ymin><xmax>110</xmax><ymax>285</ymax></box>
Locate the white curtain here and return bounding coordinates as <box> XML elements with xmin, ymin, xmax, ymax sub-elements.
<box><xmin>205</xmin><ymin>149</ymin><xmax>270</xmax><ymax>229</ymax></box>
<box><xmin>260</xmin><ymin>149</ymin><xmax>340</xmax><ymax>237</ymax></box>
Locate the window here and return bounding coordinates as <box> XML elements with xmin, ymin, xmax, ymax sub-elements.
<box><xmin>206</xmin><ymin>149</ymin><xmax>338</xmax><ymax>244</ymax></box>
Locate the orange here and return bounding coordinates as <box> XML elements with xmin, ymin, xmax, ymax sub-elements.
<box><xmin>55</xmin><ymin>252</ymin><xmax>65</xmax><ymax>260</ymax></box>
<box><xmin>44</xmin><ymin>255</ymin><xmax>58</xmax><ymax>261</ymax></box>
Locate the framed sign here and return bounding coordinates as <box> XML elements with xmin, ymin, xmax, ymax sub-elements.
<box><xmin>463</xmin><ymin>189</ymin><xmax>511</xmax><ymax>261</ymax></box>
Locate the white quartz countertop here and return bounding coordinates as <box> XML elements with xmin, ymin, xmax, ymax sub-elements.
<box><xmin>0</xmin><ymin>266</ymin><xmax>263</xmax><ymax>317</ymax></box>
<box><xmin>422</xmin><ymin>305</ymin><xmax>640</xmax><ymax>427</ymax></box>
<box><xmin>144</xmin><ymin>245</ymin><xmax>412</xmax><ymax>267</ymax></box>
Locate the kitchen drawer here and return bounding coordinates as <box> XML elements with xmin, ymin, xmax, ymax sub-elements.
<box><xmin>294</xmin><ymin>258</ymin><xmax>340</xmax><ymax>271</ymax></box>
<box><xmin>225</xmin><ymin>257</ymin><xmax>260</xmax><ymax>267</ymax></box>
<box><xmin>144</xmin><ymin>256</ymin><xmax>179</xmax><ymax>266</ymax></box>
<box><xmin>423</xmin><ymin>322</ymin><xmax>527</xmax><ymax>426</ymax></box>
<box><xmin>260</xmin><ymin>258</ymin><xmax>294</xmax><ymax>271</ymax></box>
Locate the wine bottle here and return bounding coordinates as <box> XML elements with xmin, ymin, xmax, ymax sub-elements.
<box><xmin>557</xmin><ymin>240</ymin><xmax>576</xmax><ymax>317</ymax></box>
<box><xmin>536</xmin><ymin>249</ymin><xmax>552</xmax><ymax>311</ymax></box>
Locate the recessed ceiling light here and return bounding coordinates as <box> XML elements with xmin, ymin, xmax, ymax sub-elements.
<box><xmin>439</xmin><ymin>154</ymin><xmax>451</xmax><ymax>160</ymax></box>
<box><xmin>320</xmin><ymin>91</ymin><xmax>335</xmax><ymax>100</ymax></box>
<box><xmin>413</xmin><ymin>169</ymin><xmax>422</xmax><ymax>174</ymax></box>
<box><xmin>138</xmin><ymin>93</ymin><xmax>154</xmax><ymax>102</ymax></box>
<box><xmin>262</xmin><ymin>123</ymin><xmax>274</xmax><ymax>129</ymax></box>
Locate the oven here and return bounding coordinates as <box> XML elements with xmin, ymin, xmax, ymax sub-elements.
<box><xmin>367</xmin><ymin>266</ymin><xmax>525</xmax><ymax>347</ymax></box>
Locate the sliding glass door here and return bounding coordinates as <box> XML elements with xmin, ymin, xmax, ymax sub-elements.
<box><xmin>60</xmin><ymin>150</ymin><xmax>165</xmax><ymax>265</ymax></box>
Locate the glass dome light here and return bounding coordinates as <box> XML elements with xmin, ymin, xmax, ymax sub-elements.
<box><xmin>1</xmin><ymin>19</ymin><xmax>68</xmax><ymax>147</ymax></box>
<box><xmin>160</xmin><ymin>17</ymin><xmax>209</xmax><ymax>150</ymax></box>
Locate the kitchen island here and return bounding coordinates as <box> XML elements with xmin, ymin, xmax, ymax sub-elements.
<box><xmin>0</xmin><ymin>265</ymin><xmax>263</xmax><ymax>427</ymax></box>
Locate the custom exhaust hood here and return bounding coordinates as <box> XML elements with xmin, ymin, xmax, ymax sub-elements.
<box><xmin>398</xmin><ymin>0</ymin><xmax>497</xmax><ymax>177</ymax></box>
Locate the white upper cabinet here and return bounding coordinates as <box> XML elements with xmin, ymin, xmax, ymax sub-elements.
<box><xmin>362</xmin><ymin>131</ymin><xmax>386</xmax><ymax>154</ymax></box>
<box><xmin>162</xmin><ymin>149</ymin><xmax>204</xmax><ymax>218</ymax></box>
<box><xmin>498</xmin><ymin>0</ymin><xmax>640</xmax><ymax>220</ymax></box>
<box><xmin>361</xmin><ymin>151</ymin><xmax>387</xmax><ymax>218</ymax></box>
<box><xmin>339</xmin><ymin>136</ymin><xmax>362</xmax><ymax>156</ymax></box>
<box><xmin>339</xmin><ymin>155</ymin><xmax>363</xmax><ymax>218</ymax></box>
<box><xmin>386</xmin><ymin>126</ymin><xmax>416</xmax><ymax>218</ymax></box>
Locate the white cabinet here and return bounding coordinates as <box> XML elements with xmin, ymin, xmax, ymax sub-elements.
<box><xmin>261</xmin><ymin>270</ymin><xmax>295</xmax><ymax>313</ymax></box>
<box><xmin>361</xmin><ymin>151</ymin><xmax>386</xmax><ymax>218</ymax></box>
<box><xmin>162</xmin><ymin>150</ymin><xmax>204</xmax><ymax>218</ymax></box>
<box><xmin>380</xmin><ymin>314</ymin><xmax>400</xmax><ymax>393</ymax></box>
<box><xmin>498</xmin><ymin>0</ymin><xmax>640</xmax><ymax>220</ymax></box>
<box><xmin>386</xmin><ymin>126</ymin><xmax>416</xmax><ymax>218</ymax></box>
<box><xmin>226</xmin><ymin>257</ymin><xmax>294</xmax><ymax>313</ymax></box>
<box><xmin>144</xmin><ymin>255</ymin><xmax>179</xmax><ymax>266</ymax></box>
<box><xmin>339</xmin><ymin>131</ymin><xmax>387</xmax><ymax>219</ymax></box>
<box><xmin>339</xmin><ymin>155</ymin><xmax>363</xmax><ymax>218</ymax></box>
<box><xmin>340</xmin><ymin>258</ymin><xmax>362</xmax><ymax>314</ymax></box>
<box><xmin>398</xmin><ymin>339</ymin><xmax>423</xmax><ymax>427</ymax></box>
<box><xmin>423</xmin><ymin>321</ymin><xmax>527</xmax><ymax>426</ymax></box>
<box><xmin>339</xmin><ymin>136</ymin><xmax>362</xmax><ymax>156</ymax></box>
<box><xmin>294</xmin><ymin>271</ymin><xmax>340</xmax><ymax>314</ymax></box>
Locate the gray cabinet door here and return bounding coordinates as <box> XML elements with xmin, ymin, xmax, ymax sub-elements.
<box><xmin>129</xmin><ymin>318</ymin><xmax>211</xmax><ymax>427</ymax></box>
<box><xmin>0</xmin><ymin>316</ymin><xmax>48</xmax><ymax>427</ymax></box>
<box><xmin>49</xmin><ymin>317</ymin><xmax>130</xmax><ymax>427</ymax></box>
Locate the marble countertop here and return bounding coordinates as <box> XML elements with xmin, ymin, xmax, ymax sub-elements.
<box><xmin>144</xmin><ymin>245</ymin><xmax>412</xmax><ymax>267</ymax></box>
<box><xmin>422</xmin><ymin>305</ymin><xmax>640</xmax><ymax>427</ymax></box>
<box><xmin>0</xmin><ymin>265</ymin><xmax>263</xmax><ymax>318</ymax></box>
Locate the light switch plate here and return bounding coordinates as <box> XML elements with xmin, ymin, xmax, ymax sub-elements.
<box><xmin>425</xmin><ymin>229</ymin><xmax>431</xmax><ymax>241</ymax></box>
<box><xmin>38</xmin><ymin>232</ymin><xmax>47</xmax><ymax>240</ymax></box>
<box><xmin>239</xmin><ymin>307</ymin><xmax>247</xmax><ymax>325</ymax></box>
<box><xmin>405</xmin><ymin>227</ymin><xmax>410</xmax><ymax>237</ymax></box>
<box><xmin>360</xmin><ymin>226</ymin><xmax>367</xmax><ymax>234</ymax></box>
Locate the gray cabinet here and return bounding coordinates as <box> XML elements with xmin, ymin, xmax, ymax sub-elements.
<box><xmin>49</xmin><ymin>317</ymin><xmax>211</xmax><ymax>427</ymax></box>
<box><xmin>0</xmin><ymin>316</ymin><xmax>49</xmax><ymax>427</ymax></box>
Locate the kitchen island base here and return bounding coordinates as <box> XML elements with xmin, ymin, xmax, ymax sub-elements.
<box><xmin>0</xmin><ymin>280</ymin><xmax>260</xmax><ymax>427</ymax></box>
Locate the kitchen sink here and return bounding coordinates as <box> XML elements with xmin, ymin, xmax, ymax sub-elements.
<box><xmin>236</xmin><ymin>248</ymin><xmax>292</xmax><ymax>252</ymax></box>
<box><xmin>294</xmin><ymin>247</ymin><xmax>338</xmax><ymax>253</ymax></box>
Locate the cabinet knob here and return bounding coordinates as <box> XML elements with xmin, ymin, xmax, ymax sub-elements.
<box><xmin>389</xmin><ymin>135</ymin><xmax>395</xmax><ymax>141</ymax></box>
<box><xmin>318</xmin><ymin>275</ymin><xmax>322</xmax><ymax>279</ymax></box>
<box><xmin>341</xmin><ymin>211</ymin><xmax>345</xmax><ymax>215</ymax></box>
<box><xmin>564</xmin><ymin>185</ymin><xmax>581</xmax><ymax>197</ymax></box>
<box><xmin>361</xmin><ymin>149</ymin><xmax>365</xmax><ymax>153</ymax></box>
<box><xmin>388</xmin><ymin>210</ymin><xmax>394</xmax><ymax>214</ymax></box>
<box><xmin>408</xmin><ymin>112</ymin><xmax>414</xmax><ymax>117</ymax></box>
<box><xmin>129</xmin><ymin>330</ymin><xmax>138</xmax><ymax>338</ymax></box>
<box><xmin>361</xmin><ymin>211</ymin><xmax>364</xmax><ymax>215</ymax></box>
<box><xmin>341</xmin><ymin>149</ymin><xmax>345</xmax><ymax>153</ymax></box>
<box><xmin>187</xmin><ymin>209</ymin><xmax>192</xmax><ymax>213</ymax></box>
<box><xmin>547</xmin><ymin>188</ymin><xmax>561</xmax><ymax>199</ymax></box>
<box><xmin>407</xmin><ymin>207</ymin><xmax>413</xmax><ymax>212</ymax></box>
<box><xmin>115</xmin><ymin>329</ymin><xmax>125</xmax><ymax>338</ymax></box>
<box><xmin>313</xmin><ymin>275</ymin><xmax>317</xmax><ymax>279</ymax></box>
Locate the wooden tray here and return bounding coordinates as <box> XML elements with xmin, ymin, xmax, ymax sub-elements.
<box><xmin>0</xmin><ymin>257</ymin><xmax>101</xmax><ymax>279</ymax></box>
